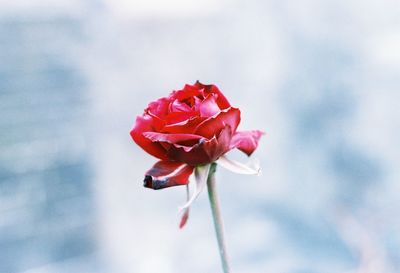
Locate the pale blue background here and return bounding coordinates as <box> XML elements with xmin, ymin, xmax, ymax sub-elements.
<box><xmin>1</xmin><ymin>1</ymin><xmax>400</xmax><ymax>272</ymax></box>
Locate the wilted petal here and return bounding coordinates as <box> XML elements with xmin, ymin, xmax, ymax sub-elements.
<box><xmin>179</xmin><ymin>208</ymin><xmax>190</xmax><ymax>229</ymax></box>
<box><xmin>144</xmin><ymin>161</ymin><xmax>194</xmax><ymax>190</ymax></box>
<box><xmin>179</xmin><ymin>185</ymin><xmax>190</xmax><ymax>228</ymax></box>
<box><xmin>167</xmin><ymin>138</ymin><xmax>217</xmax><ymax>165</ymax></box>
<box><xmin>216</xmin><ymin>155</ymin><xmax>261</xmax><ymax>175</ymax></box>
<box><xmin>179</xmin><ymin>164</ymin><xmax>211</xmax><ymax>210</ymax></box>
<box><xmin>168</xmin><ymin>125</ymin><xmax>232</xmax><ymax>165</ymax></box>
<box><xmin>230</xmin><ymin>130</ymin><xmax>264</xmax><ymax>156</ymax></box>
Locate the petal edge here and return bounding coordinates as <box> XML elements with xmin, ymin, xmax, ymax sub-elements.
<box><xmin>144</xmin><ymin>161</ymin><xmax>194</xmax><ymax>190</ymax></box>
<box><xmin>130</xmin><ymin>115</ymin><xmax>169</xmax><ymax>160</ymax></box>
<box><xmin>230</xmin><ymin>130</ymin><xmax>264</xmax><ymax>156</ymax></box>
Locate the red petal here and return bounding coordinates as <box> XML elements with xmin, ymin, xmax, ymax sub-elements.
<box><xmin>144</xmin><ymin>98</ymin><xmax>171</xmax><ymax>131</ymax></box>
<box><xmin>146</xmin><ymin>97</ymin><xmax>170</xmax><ymax>119</ymax></box>
<box><xmin>195</xmin><ymin>107</ymin><xmax>241</xmax><ymax>139</ymax></box>
<box><xmin>167</xmin><ymin>125</ymin><xmax>233</xmax><ymax>165</ymax></box>
<box><xmin>144</xmin><ymin>161</ymin><xmax>194</xmax><ymax>189</ymax></box>
<box><xmin>194</xmin><ymin>81</ymin><xmax>231</xmax><ymax>109</ymax></box>
<box><xmin>179</xmin><ymin>209</ymin><xmax>189</xmax><ymax>228</ymax></box>
<box><xmin>170</xmin><ymin>99</ymin><xmax>192</xmax><ymax>112</ymax></box>
<box><xmin>143</xmin><ymin>132</ymin><xmax>204</xmax><ymax>145</ymax></box>
<box><xmin>164</xmin><ymin>111</ymin><xmax>197</xmax><ymax>125</ymax></box>
<box><xmin>173</xmin><ymin>84</ymin><xmax>202</xmax><ymax>101</ymax></box>
<box><xmin>230</xmin><ymin>130</ymin><xmax>264</xmax><ymax>156</ymax></box>
<box><xmin>162</xmin><ymin>117</ymin><xmax>206</xmax><ymax>134</ymax></box>
<box><xmin>130</xmin><ymin>115</ymin><xmax>169</xmax><ymax>160</ymax></box>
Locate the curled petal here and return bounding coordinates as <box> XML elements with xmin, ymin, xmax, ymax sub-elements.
<box><xmin>230</xmin><ymin>130</ymin><xmax>264</xmax><ymax>156</ymax></box>
<box><xmin>173</xmin><ymin>84</ymin><xmax>202</xmax><ymax>101</ymax></box>
<box><xmin>195</xmin><ymin>107</ymin><xmax>240</xmax><ymax>139</ymax></box>
<box><xmin>194</xmin><ymin>81</ymin><xmax>231</xmax><ymax>109</ymax></box>
<box><xmin>170</xmin><ymin>99</ymin><xmax>192</xmax><ymax>112</ymax></box>
<box><xmin>130</xmin><ymin>115</ymin><xmax>168</xmax><ymax>160</ymax></box>
<box><xmin>144</xmin><ymin>161</ymin><xmax>194</xmax><ymax>190</ymax></box>
<box><xmin>216</xmin><ymin>155</ymin><xmax>261</xmax><ymax>175</ymax></box>
<box><xmin>198</xmin><ymin>94</ymin><xmax>221</xmax><ymax>117</ymax></box>
<box><xmin>146</xmin><ymin>97</ymin><xmax>170</xmax><ymax>119</ymax></box>
<box><xmin>179</xmin><ymin>164</ymin><xmax>211</xmax><ymax>211</ymax></box>
<box><xmin>167</xmin><ymin>125</ymin><xmax>233</xmax><ymax>165</ymax></box>
<box><xmin>143</xmin><ymin>132</ymin><xmax>204</xmax><ymax>145</ymax></box>
<box><xmin>200</xmin><ymin>125</ymin><xmax>232</xmax><ymax>161</ymax></box>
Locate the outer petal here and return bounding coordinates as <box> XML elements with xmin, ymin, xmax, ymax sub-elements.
<box><xmin>230</xmin><ymin>130</ymin><xmax>264</xmax><ymax>156</ymax></box>
<box><xmin>143</xmin><ymin>161</ymin><xmax>194</xmax><ymax>190</ymax></box>
<box><xmin>130</xmin><ymin>115</ymin><xmax>169</xmax><ymax>160</ymax></box>
<box><xmin>195</xmin><ymin>107</ymin><xmax>240</xmax><ymax>139</ymax></box>
<box><xmin>167</xmin><ymin>125</ymin><xmax>233</xmax><ymax>165</ymax></box>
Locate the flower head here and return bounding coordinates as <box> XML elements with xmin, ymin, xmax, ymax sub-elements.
<box><xmin>130</xmin><ymin>82</ymin><xmax>264</xmax><ymax>226</ymax></box>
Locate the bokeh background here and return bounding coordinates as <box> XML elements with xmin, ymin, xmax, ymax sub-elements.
<box><xmin>1</xmin><ymin>0</ymin><xmax>400</xmax><ymax>272</ymax></box>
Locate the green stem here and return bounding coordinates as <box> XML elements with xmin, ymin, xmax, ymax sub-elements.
<box><xmin>207</xmin><ymin>163</ymin><xmax>231</xmax><ymax>273</ymax></box>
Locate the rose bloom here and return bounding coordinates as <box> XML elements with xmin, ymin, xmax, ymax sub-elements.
<box><xmin>131</xmin><ymin>81</ymin><xmax>263</xmax><ymax>190</ymax></box>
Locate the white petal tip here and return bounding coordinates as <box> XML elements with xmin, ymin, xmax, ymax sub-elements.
<box><xmin>217</xmin><ymin>155</ymin><xmax>262</xmax><ymax>175</ymax></box>
<box><xmin>178</xmin><ymin>164</ymin><xmax>211</xmax><ymax>213</ymax></box>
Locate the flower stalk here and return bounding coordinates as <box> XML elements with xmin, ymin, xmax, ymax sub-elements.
<box><xmin>207</xmin><ymin>163</ymin><xmax>231</xmax><ymax>273</ymax></box>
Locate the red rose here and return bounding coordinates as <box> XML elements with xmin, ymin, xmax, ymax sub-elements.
<box><xmin>131</xmin><ymin>82</ymin><xmax>263</xmax><ymax>190</ymax></box>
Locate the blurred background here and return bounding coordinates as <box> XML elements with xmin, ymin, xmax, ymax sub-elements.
<box><xmin>1</xmin><ymin>0</ymin><xmax>400</xmax><ymax>272</ymax></box>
